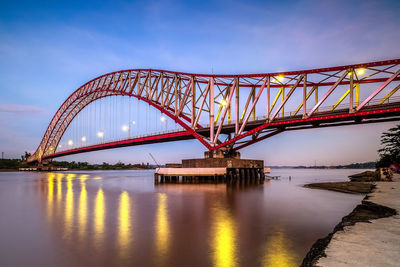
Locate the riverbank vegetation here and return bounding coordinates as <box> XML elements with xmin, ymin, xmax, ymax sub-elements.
<box><xmin>51</xmin><ymin>160</ymin><xmax>155</xmax><ymax>170</ymax></box>
<box><xmin>269</xmin><ymin>161</ymin><xmax>376</xmax><ymax>169</ymax></box>
<box><xmin>376</xmin><ymin>124</ymin><xmax>400</xmax><ymax>169</ymax></box>
<box><xmin>0</xmin><ymin>156</ymin><xmax>156</xmax><ymax>170</ymax></box>
<box><xmin>0</xmin><ymin>159</ymin><xmax>23</xmax><ymax>170</ymax></box>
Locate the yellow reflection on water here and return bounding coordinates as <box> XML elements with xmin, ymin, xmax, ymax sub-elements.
<box><xmin>78</xmin><ymin>175</ymin><xmax>88</xmax><ymax>240</ymax></box>
<box><xmin>155</xmin><ymin>193</ymin><xmax>169</xmax><ymax>260</ymax></box>
<box><xmin>47</xmin><ymin>173</ymin><xmax>55</xmax><ymax>219</ymax></box>
<box><xmin>211</xmin><ymin>208</ymin><xmax>238</xmax><ymax>267</ymax></box>
<box><xmin>118</xmin><ymin>191</ymin><xmax>131</xmax><ymax>259</ymax></box>
<box><xmin>56</xmin><ymin>173</ymin><xmax>63</xmax><ymax>202</ymax></box>
<box><xmin>64</xmin><ymin>174</ymin><xmax>75</xmax><ymax>237</ymax></box>
<box><xmin>94</xmin><ymin>187</ymin><xmax>105</xmax><ymax>249</ymax></box>
<box><xmin>262</xmin><ymin>230</ymin><xmax>297</xmax><ymax>267</ymax></box>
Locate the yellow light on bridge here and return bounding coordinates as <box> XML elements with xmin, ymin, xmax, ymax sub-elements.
<box><xmin>276</xmin><ymin>75</ymin><xmax>284</xmax><ymax>83</ymax></box>
<box><xmin>220</xmin><ymin>99</ymin><xmax>227</xmax><ymax>107</ymax></box>
<box><xmin>97</xmin><ymin>131</ymin><xmax>104</xmax><ymax>138</ymax></box>
<box><xmin>160</xmin><ymin>116</ymin><xmax>166</xmax><ymax>122</ymax></box>
<box><xmin>121</xmin><ymin>125</ymin><xmax>129</xmax><ymax>132</ymax></box>
<box><xmin>81</xmin><ymin>136</ymin><xmax>87</xmax><ymax>142</ymax></box>
<box><xmin>68</xmin><ymin>140</ymin><xmax>73</xmax><ymax>146</ymax></box>
<box><xmin>49</xmin><ymin>146</ymin><xmax>54</xmax><ymax>151</ymax></box>
<box><xmin>348</xmin><ymin>68</ymin><xmax>365</xmax><ymax>77</ymax></box>
<box><xmin>357</xmin><ymin>68</ymin><xmax>365</xmax><ymax>76</ymax></box>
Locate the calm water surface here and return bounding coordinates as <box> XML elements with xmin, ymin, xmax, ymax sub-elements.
<box><xmin>0</xmin><ymin>169</ymin><xmax>368</xmax><ymax>267</ymax></box>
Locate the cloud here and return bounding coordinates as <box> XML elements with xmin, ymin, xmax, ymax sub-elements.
<box><xmin>0</xmin><ymin>103</ymin><xmax>45</xmax><ymax>114</ymax></box>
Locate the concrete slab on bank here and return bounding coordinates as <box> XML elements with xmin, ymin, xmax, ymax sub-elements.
<box><xmin>316</xmin><ymin>174</ymin><xmax>400</xmax><ymax>267</ymax></box>
<box><xmin>156</xmin><ymin>167</ymin><xmax>227</xmax><ymax>176</ymax></box>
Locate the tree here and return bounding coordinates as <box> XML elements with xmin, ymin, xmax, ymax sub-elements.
<box><xmin>377</xmin><ymin>125</ymin><xmax>400</xmax><ymax>167</ymax></box>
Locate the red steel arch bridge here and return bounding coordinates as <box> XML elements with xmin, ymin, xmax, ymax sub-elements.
<box><xmin>28</xmin><ymin>59</ymin><xmax>400</xmax><ymax>163</ymax></box>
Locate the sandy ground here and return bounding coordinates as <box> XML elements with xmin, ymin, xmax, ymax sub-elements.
<box><xmin>316</xmin><ymin>173</ymin><xmax>400</xmax><ymax>267</ymax></box>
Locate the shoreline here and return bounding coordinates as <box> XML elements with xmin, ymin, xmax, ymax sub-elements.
<box><xmin>0</xmin><ymin>168</ymin><xmax>155</xmax><ymax>172</ymax></box>
<box><xmin>302</xmin><ymin>174</ymin><xmax>400</xmax><ymax>266</ymax></box>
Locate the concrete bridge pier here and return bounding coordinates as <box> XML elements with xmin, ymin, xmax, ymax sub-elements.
<box><xmin>155</xmin><ymin>149</ymin><xmax>266</xmax><ymax>186</ymax></box>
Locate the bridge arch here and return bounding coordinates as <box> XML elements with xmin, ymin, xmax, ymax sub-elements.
<box><xmin>28</xmin><ymin>70</ymin><xmax>211</xmax><ymax>163</ymax></box>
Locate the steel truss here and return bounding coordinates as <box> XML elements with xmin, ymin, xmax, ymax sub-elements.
<box><xmin>28</xmin><ymin>59</ymin><xmax>400</xmax><ymax>163</ymax></box>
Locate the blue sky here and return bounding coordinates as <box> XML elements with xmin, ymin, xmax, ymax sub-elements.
<box><xmin>0</xmin><ymin>0</ymin><xmax>399</xmax><ymax>165</ymax></box>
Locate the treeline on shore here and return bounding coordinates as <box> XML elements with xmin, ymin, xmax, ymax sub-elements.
<box><xmin>270</xmin><ymin>161</ymin><xmax>376</xmax><ymax>169</ymax></box>
<box><xmin>0</xmin><ymin>158</ymin><xmax>156</xmax><ymax>170</ymax></box>
<box><xmin>52</xmin><ymin>161</ymin><xmax>156</xmax><ymax>170</ymax></box>
<box><xmin>1</xmin><ymin>157</ymin><xmax>377</xmax><ymax>170</ymax></box>
<box><xmin>0</xmin><ymin>159</ymin><xmax>23</xmax><ymax>170</ymax></box>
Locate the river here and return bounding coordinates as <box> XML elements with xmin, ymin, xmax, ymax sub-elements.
<box><xmin>0</xmin><ymin>169</ymin><xmax>367</xmax><ymax>266</ymax></box>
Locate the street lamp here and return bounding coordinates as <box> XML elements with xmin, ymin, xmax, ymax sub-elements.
<box><xmin>357</xmin><ymin>68</ymin><xmax>365</xmax><ymax>76</ymax></box>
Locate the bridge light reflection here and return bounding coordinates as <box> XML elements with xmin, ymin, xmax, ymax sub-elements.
<box><xmin>81</xmin><ymin>136</ymin><xmax>86</xmax><ymax>142</ymax></box>
<box><xmin>97</xmin><ymin>131</ymin><xmax>104</xmax><ymax>138</ymax></box>
<box><xmin>262</xmin><ymin>229</ymin><xmax>297</xmax><ymax>267</ymax></box>
<box><xmin>155</xmin><ymin>193</ymin><xmax>169</xmax><ymax>261</ymax></box>
<box><xmin>65</xmin><ymin>174</ymin><xmax>75</xmax><ymax>238</ymax></box>
<box><xmin>160</xmin><ymin>116</ymin><xmax>166</xmax><ymax>122</ymax></box>
<box><xmin>56</xmin><ymin>173</ymin><xmax>63</xmax><ymax>202</ymax></box>
<box><xmin>78</xmin><ymin>175</ymin><xmax>88</xmax><ymax>240</ymax></box>
<box><xmin>94</xmin><ymin>187</ymin><xmax>105</xmax><ymax>250</ymax></box>
<box><xmin>121</xmin><ymin>125</ymin><xmax>129</xmax><ymax>132</ymax></box>
<box><xmin>118</xmin><ymin>191</ymin><xmax>132</xmax><ymax>259</ymax></box>
<box><xmin>211</xmin><ymin>207</ymin><xmax>238</xmax><ymax>267</ymax></box>
<box><xmin>47</xmin><ymin>173</ymin><xmax>55</xmax><ymax>219</ymax></box>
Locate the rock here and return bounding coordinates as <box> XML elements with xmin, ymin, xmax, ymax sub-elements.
<box><xmin>304</xmin><ymin>182</ymin><xmax>375</xmax><ymax>194</ymax></box>
<box><xmin>348</xmin><ymin>170</ymin><xmax>378</xmax><ymax>182</ymax></box>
